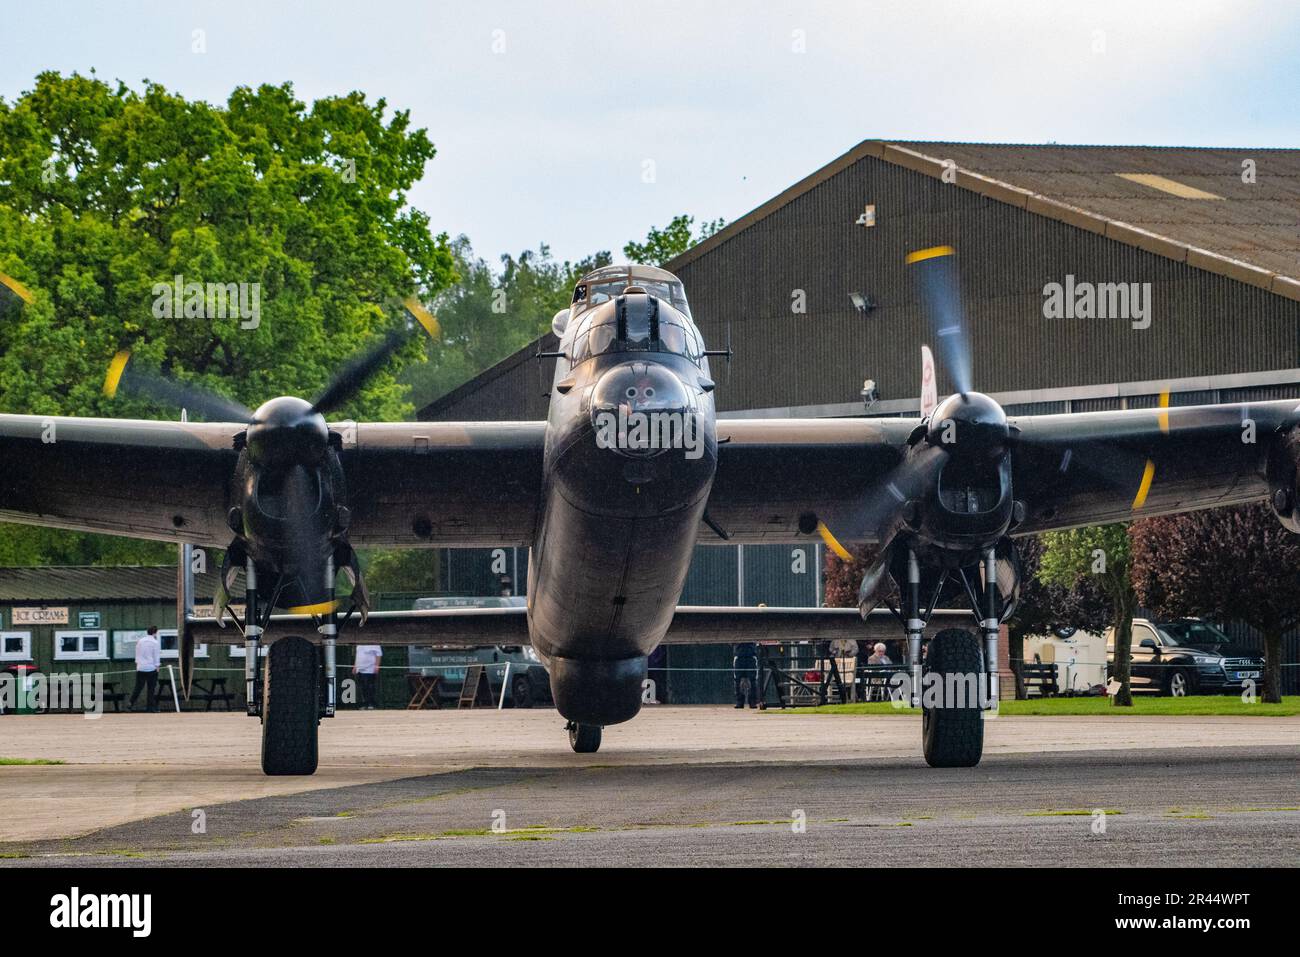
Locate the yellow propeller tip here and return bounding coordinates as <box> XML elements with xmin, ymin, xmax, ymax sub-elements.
<box><xmin>1132</xmin><ymin>459</ymin><xmax>1157</xmax><ymax>510</ymax></box>
<box><xmin>403</xmin><ymin>297</ymin><xmax>440</xmax><ymax>339</ymax></box>
<box><xmin>287</xmin><ymin>599</ymin><xmax>341</xmax><ymax>616</ymax></box>
<box><xmin>103</xmin><ymin>350</ymin><xmax>131</xmax><ymax>398</ymax></box>
<box><xmin>0</xmin><ymin>272</ymin><xmax>34</xmax><ymax>304</ymax></box>
<box><xmin>905</xmin><ymin>245</ymin><xmax>955</xmax><ymax>265</ymax></box>
<box><xmin>815</xmin><ymin>521</ymin><xmax>853</xmax><ymax>562</ymax></box>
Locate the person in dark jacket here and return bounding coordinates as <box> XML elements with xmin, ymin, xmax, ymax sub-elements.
<box><xmin>733</xmin><ymin>642</ymin><xmax>759</xmax><ymax>708</ymax></box>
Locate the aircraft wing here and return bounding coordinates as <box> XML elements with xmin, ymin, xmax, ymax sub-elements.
<box><xmin>0</xmin><ymin>415</ymin><xmax>546</xmax><ymax>547</ymax></box>
<box><xmin>184</xmin><ymin>604</ymin><xmax>976</xmax><ymax>646</ymax></box>
<box><xmin>1008</xmin><ymin>400</ymin><xmax>1294</xmax><ymax>533</ymax></box>
<box><xmin>704</xmin><ymin>417</ymin><xmax>918</xmax><ymax>543</ymax></box>
<box><xmin>707</xmin><ymin>399</ymin><xmax>1300</xmax><ymax>544</ymax></box>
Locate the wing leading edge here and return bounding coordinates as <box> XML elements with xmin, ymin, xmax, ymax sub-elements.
<box><xmin>0</xmin><ymin>415</ymin><xmax>546</xmax><ymax>547</ymax></box>
<box><xmin>704</xmin><ymin>399</ymin><xmax>1300</xmax><ymax>544</ymax></box>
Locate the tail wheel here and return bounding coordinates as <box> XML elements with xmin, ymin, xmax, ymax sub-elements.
<box><xmin>511</xmin><ymin>675</ymin><xmax>533</xmax><ymax>709</ymax></box>
<box><xmin>921</xmin><ymin>628</ymin><xmax>985</xmax><ymax>768</ymax></box>
<box><xmin>261</xmin><ymin>636</ymin><xmax>320</xmax><ymax>776</ymax></box>
<box><xmin>567</xmin><ymin>722</ymin><xmax>602</xmax><ymax>753</ymax></box>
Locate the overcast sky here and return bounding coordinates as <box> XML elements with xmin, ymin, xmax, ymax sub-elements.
<box><xmin>2</xmin><ymin>0</ymin><xmax>1297</xmax><ymax>266</ymax></box>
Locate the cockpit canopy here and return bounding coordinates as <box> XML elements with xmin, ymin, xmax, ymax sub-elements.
<box><xmin>565</xmin><ymin>265</ymin><xmax>705</xmax><ymax>368</ymax></box>
<box><xmin>571</xmin><ymin>264</ymin><xmax>691</xmax><ymax>318</ymax></box>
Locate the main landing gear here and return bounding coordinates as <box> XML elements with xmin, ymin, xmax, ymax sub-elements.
<box><xmin>231</xmin><ymin>555</ymin><xmax>357</xmax><ymax>776</ymax></box>
<box><xmin>566</xmin><ymin>721</ymin><xmax>602</xmax><ymax>753</ymax></box>
<box><xmin>895</xmin><ymin>545</ymin><xmax>1003</xmax><ymax>768</ymax></box>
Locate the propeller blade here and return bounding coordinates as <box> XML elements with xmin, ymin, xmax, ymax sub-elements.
<box><xmin>308</xmin><ymin>329</ymin><xmax>407</xmax><ymax>417</ymax></box>
<box><xmin>906</xmin><ymin>246</ymin><xmax>973</xmax><ymax>396</ymax></box>
<box><xmin>309</xmin><ymin>298</ymin><xmax>441</xmax><ymax>416</ymax></box>
<box><xmin>104</xmin><ymin>351</ymin><xmax>256</xmax><ymax>423</ymax></box>
<box><xmin>819</xmin><ymin>443</ymin><xmax>948</xmax><ymax>553</ymax></box>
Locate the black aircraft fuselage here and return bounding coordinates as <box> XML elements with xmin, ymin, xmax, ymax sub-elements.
<box><xmin>526</xmin><ymin>267</ymin><xmax>718</xmax><ymax>725</ymax></box>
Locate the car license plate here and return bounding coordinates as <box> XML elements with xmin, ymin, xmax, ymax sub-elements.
<box><xmin>1235</xmin><ymin>671</ymin><xmax>1260</xmax><ymax>680</ymax></box>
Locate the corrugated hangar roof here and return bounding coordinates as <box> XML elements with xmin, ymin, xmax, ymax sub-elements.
<box><xmin>0</xmin><ymin>565</ymin><xmax>223</xmax><ymax>603</ymax></box>
<box><xmin>672</xmin><ymin>140</ymin><xmax>1300</xmax><ymax>298</ymax></box>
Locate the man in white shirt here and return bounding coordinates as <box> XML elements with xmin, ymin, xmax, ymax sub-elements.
<box><xmin>130</xmin><ymin>627</ymin><xmax>162</xmax><ymax>712</ymax></box>
<box><xmin>353</xmin><ymin>644</ymin><xmax>382</xmax><ymax>709</ymax></box>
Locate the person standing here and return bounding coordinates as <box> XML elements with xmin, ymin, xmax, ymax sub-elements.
<box><xmin>353</xmin><ymin>644</ymin><xmax>383</xmax><ymax>709</ymax></box>
<box><xmin>732</xmin><ymin>642</ymin><xmax>759</xmax><ymax>709</ymax></box>
<box><xmin>130</xmin><ymin>627</ymin><xmax>161</xmax><ymax>712</ymax></box>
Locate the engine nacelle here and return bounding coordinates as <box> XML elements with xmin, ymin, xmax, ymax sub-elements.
<box><xmin>916</xmin><ymin>392</ymin><xmax>1016</xmax><ymax>550</ymax></box>
<box><xmin>1267</xmin><ymin>427</ymin><xmax>1300</xmax><ymax>534</ymax></box>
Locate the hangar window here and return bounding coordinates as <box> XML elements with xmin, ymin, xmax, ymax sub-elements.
<box><xmin>113</xmin><ymin>629</ymin><xmax>205</xmax><ymax>660</ymax></box>
<box><xmin>54</xmin><ymin>630</ymin><xmax>108</xmax><ymax>661</ymax></box>
<box><xmin>0</xmin><ymin>632</ymin><xmax>32</xmax><ymax>661</ymax></box>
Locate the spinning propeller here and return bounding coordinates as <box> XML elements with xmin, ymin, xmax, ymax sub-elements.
<box><xmin>818</xmin><ymin>245</ymin><xmax>1188</xmax><ymax>563</ymax></box>
<box><xmin>104</xmin><ymin>298</ymin><xmax>440</xmax><ymax>695</ymax></box>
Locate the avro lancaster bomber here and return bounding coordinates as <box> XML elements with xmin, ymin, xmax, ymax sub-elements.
<box><xmin>3</xmin><ymin>253</ymin><xmax>1297</xmax><ymax>774</ymax></box>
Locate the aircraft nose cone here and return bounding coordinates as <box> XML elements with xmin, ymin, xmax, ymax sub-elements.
<box><xmin>247</xmin><ymin>396</ymin><xmax>329</xmax><ymax>467</ymax></box>
<box><xmin>590</xmin><ymin>361</ymin><xmax>698</xmax><ymax>458</ymax></box>
<box><xmin>591</xmin><ymin>360</ymin><xmax>691</xmax><ymax>415</ymax></box>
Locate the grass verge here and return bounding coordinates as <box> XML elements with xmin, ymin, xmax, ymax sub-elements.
<box><xmin>773</xmin><ymin>696</ymin><xmax>1300</xmax><ymax>717</ymax></box>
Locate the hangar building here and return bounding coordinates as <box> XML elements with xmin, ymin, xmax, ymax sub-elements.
<box><xmin>418</xmin><ymin>140</ymin><xmax>1300</xmax><ymax>700</ymax></box>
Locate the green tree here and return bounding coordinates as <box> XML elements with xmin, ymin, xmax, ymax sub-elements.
<box><xmin>1007</xmin><ymin>535</ymin><xmax>1110</xmax><ymax>698</ymax></box>
<box><xmin>0</xmin><ymin>71</ymin><xmax>455</xmax><ymax>564</ymax></box>
<box><xmin>404</xmin><ymin>237</ymin><xmax>611</xmax><ymax>406</ymax></box>
<box><xmin>1131</xmin><ymin>504</ymin><xmax>1298</xmax><ymax>704</ymax></box>
<box><xmin>360</xmin><ymin>548</ymin><xmax>440</xmax><ymax>596</ymax></box>
<box><xmin>623</xmin><ymin>214</ymin><xmax>725</xmax><ymax>267</ymax></box>
<box><xmin>1038</xmin><ymin>524</ymin><xmax>1137</xmax><ymax>706</ymax></box>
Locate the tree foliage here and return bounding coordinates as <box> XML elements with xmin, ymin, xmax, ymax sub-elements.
<box><xmin>1039</xmin><ymin>523</ymin><xmax>1138</xmax><ymax>705</ymax></box>
<box><xmin>1004</xmin><ymin>535</ymin><xmax>1109</xmax><ymax>697</ymax></box>
<box><xmin>1009</xmin><ymin>535</ymin><xmax>1110</xmax><ymax>640</ymax></box>
<box><xmin>821</xmin><ymin>544</ymin><xmax>887</xmax><ymax>608</ymax></box>
<box><xmin>402</xmin><ymin>237</ymin><xmax>609</xmax><ymax>406</ymax></box>
<box><xmin>1131</xmin><ymin>503</ymin><xmax>1297</xmax><ymax>703</ymax></box>
<box><xmin>0</xmin><ymin>71</ymin><xmax>456</xmax><ymax>564</ymax></box>
<box><xmin>622</xmin><ymin>214</ymin><xmax>725</xmax><ymax>267</ymax></box>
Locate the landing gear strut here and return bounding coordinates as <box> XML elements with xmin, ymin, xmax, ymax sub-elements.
<box><xmin>894</xmin><ymin>544</ymin><xmax>1002</xmax><ymax>768</ymax></box>
<box><xmin>566</xmin><ymin>721</ymin><xmax>602</xmax><ymax>753</ymax></box>
<box><xmin>237</xmin><ymin>553</ymin><xmax>351</xmax><ymax>777</ymax></box>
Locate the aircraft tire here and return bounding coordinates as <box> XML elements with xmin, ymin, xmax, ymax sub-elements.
<box><xmin>261</xmin><ymin>635</ymin><xmax>320</xmax><ymax>776</ymax></box>
<box><xmin>568</xmin><ymin>722</ymin><xmax>602</xmax><ymax>753</ymax></box>
<box><xmin>921</xmin><ymin>628</ymin><xmax>985</xmax><ymax>768</ymax></box>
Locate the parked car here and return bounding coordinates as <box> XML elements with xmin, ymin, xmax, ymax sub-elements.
<box><xmin>1104</xmin><ymin>618</ymin><xmax>1264</xmax><ymax>696</ymax></box>
<box><xmin>408</xmin><ymin>597</ymin><xmax>553</xmax><ymax>708</ymax></box>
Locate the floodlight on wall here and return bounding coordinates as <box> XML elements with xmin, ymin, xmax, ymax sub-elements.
<box><xmin>861</xmin><ymin>378</ymin><xmax>878</xmax><ymax>408</ymax></box>
<box><xmin>849</xmin><ymin>291</ymin><xmax>876</xmax><ymax>316</ymax></box>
